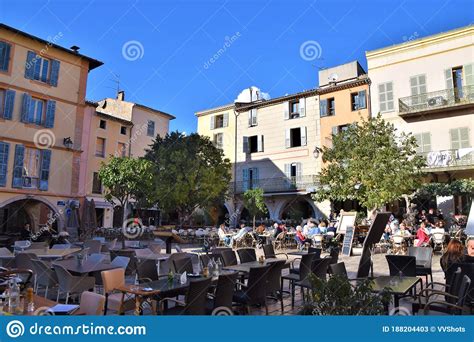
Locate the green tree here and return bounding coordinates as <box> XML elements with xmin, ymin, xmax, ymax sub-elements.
<box><xmin>145</xmin><ymin>131</ymin><xmax>231</xmax><ymax>227</ymax></box>
<box><xmin>243</xmin><ymin>188</ymin><xmax>268</xmax><ymax>229</ymax></box>
<box><xmin>313</xmin><ymin>114</ymin><xmax>425</xmax><ymax>216</ymax></box>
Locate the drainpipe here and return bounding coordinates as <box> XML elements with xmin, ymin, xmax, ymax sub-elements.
<box><xmin>233</xmin><ymin>108</ymin><xmax>239</xmax><ymax>227</ymax></box>
<box><xmin>367</xmin><ymin>77</ymin><xmax>372</xmax><ymax>118</ymax></box>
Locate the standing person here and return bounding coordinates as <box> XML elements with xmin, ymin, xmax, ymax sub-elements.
<box><xmin>426</xmin><ymin>208</ymin><xmax>437</xmax><ymax>225</ymax></box>
<box><xmin>19</xmin><ymin>223</ymin><xmax>32</xmax><ymax>240</ymax></box>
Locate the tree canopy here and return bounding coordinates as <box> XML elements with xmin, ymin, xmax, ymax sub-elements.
<box><xmin>145</xmin><ymin>131</ymin><xmax>231</xmax><ymax>226</ymax></box>
<box><xmin>313</xmin><ymin>114</ymin><xmax>426</xmax><ymax>212</ymax></box>
<box><xmin>243</xmin><ymin>188</ymin><xmax>268</xmax><ymax>228</ymax></box>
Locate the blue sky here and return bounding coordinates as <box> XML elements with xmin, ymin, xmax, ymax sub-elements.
<box><xmin>1</xmin><ymin>0</ymin><xmax>473</xmax><ymax>133</ymax></box>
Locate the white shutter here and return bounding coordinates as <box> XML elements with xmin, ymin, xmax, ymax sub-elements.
<box><xmin>223</xmin><ymin>112</ymin><xmax>229</xmax><ymax>127</ymax></box>
<box><xmin>296</xmin><ymin>162</ymin><xmax>302</xmax><ymax>178</ymax></box>
<box><xmin>422</xmin><ymin>132</ymin><xmax>431</xmax><ymax>152</ymax></box>
<box><xmin>301</xmin><ymin>126</ymin><xmax>307</xmax><ymax>146</ymax></box>
<box><xmin>299</xmin><ymin>98</ymin><xmax>306</xmax><ymax>117</ymax></box>
<box><xmin>210</xmin><ymin>116</ymin><xmax>215</xmax><ymax>130</ymax></box>
<box><xmin>243</xmin><ymin>136</ymin><xmax>249</xmax><ymax>153</ymax></box>
<box><xmin>284</xmin><ymin>101</ymin><xmax>289</xmax><ymax>120</ymax></box>
<box><xmin>251</xmin><ymin>109</ymin><xmax>257</xmax><ymax>126</ymax></box>
<box><xmin>450</xmin><ymin>129</ymin><xmax>460</xmax><ymax>149</ymax></box>
<box><xmin>257</xmin><ymin>135</ymin><xmax>264</xmax><ymax>152</ymax></box>
<box><xmin>445</xmin><ymin>68</ymin><xmax>453</xmax><ymax>89</ymax></box>
<box><xmin>464</xmin><ymin>64</ymin><xmax>474</xmax><ymax>86</ymax></box>
<box><xmin>285</xmin><ymin>129</ymin><xmax>290</xmax><ymax>148</ymax></box>
<box><xmin>459</xmin><ymin>127</ymin><xmax>470</xmax><ymax>148</ymax></box>
<box><xmin>284</xmin><ymin>164</ymin><xmax>291</xmax><ymax>178</ymax></box>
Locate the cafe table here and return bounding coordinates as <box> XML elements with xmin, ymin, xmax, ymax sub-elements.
<box><xmin>22</xmin><ymin>248</ymin><xmax>81</xmax><ymax>260</ymax></box>
<box><xmin>116</xmin><ymin>271</ymin><xmax>235</xmax><ymax>315</ymax></box>
<box><xmin>53</xmin><ymin>258</ymin><xmax>119</xmax><ymax>276</ymax></box>
<box><xmin>369</xmin><ymin>275</ymin><xmax>422</xmax><ymax>308</ymax></box>
<box><xmin>223</xmin><ymin>258</ymin><xmax>290</xmax><ymax>273</ymax></box>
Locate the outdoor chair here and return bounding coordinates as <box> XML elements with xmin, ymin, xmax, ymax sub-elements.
<box><xmin>431</xmin><ymin>231</ymin><xmax>446</xmax><ymax>253</ymax></box>
<box><xmin>206</xmin><ymin>271</ymin><xmax>238</xmax><ymax>314</ymax></box>
<box><xmin>31</xmin><ymin>259</ymin><xmax>58</xmax><ymax>298</ymax></box>
<box><xmin>232</xmin><ymin>265</ymin><xmax>271</xmax><ymax>315</ymax></box>
<box><xmin>161</xmin><ymin>252</ymin><xmax>188</xmax><ymax>274</ymax></box>
<box><xmin>328</xmin><ymin>248</ymin><xmax>339</xmax><ymax>266</ymax></box>
<box><xmin>329</xmin><ymin>262</ymin><xmax>348</xmax><ymax>278</ymax></box>
<box><xmin>53</xmin><ymin>264</ymin><xmax>95</xmax><ymax>304</ymax></box>
<box><xmin>136</xmin><ymin>259</ymin><xmax>159</xmax><ymax>283</ymax></box>
<box><xmin>408</xmin><ymin>246</ymin><xmax>433</xmax><ymax>287</ymax></box>
<box><xmin>84</xmin><ymin>240</ymin><xmax>102</xmax><ymax>254</ymax></box>
<box><xmin>386</xmin><ymin>255</ymin><xmax>422</xmax><ymax>295</ymax></box>
<box><xmin>110</xmin><ymin>250</ymin><xmax>138</xmax><ymax>277</ymax></box>
<box><xmin>0</xmin><ymin>268</ymin><xmax>34</xmax><ymax>292</ymax></box>
<box><xmin>310</xmin><ymin>257</ymin><xmax>332</xmax><ymax>280</ymax></box>
<box><xmin>101</xmin><ymin>268</ymin><xmax>135</xmax><ymax>315</ymax></box>
<box><xmin>173</xmin><ymin>257</ymin><xmax>194</xmax><ymax>274</ymax></box>
<box><xmin>200</xmin><ymin>254</ymin><xmax>212</xmax><ymax>270</ymax></box>
<box><xmin>111</xmin><ymin>256</ymin><xmax>130</xmax><ymax>269</ymax></box>
<box><xmin>237</xmin><ymin>248</ymin><xmax>257</xmax><ymax>263</ymax></box>
<box><xmin>262</xmin><ymin>244</ymin><xmax>288</xmax><ymax>260</ymax></box>
<box><xmin>457</xmin><ymin>263</ymin><xmax>474</xmax><ymax>308</ymax></box>
<box><xmin>51</xmin><ymin>244</ymin><xmax>71</xmax><ymax>249</ymax></box>
<box><xmin>79</xmin><ymin>291</ymin><xmax>106</xmax><ymax>315</ymax></box>
<box><xmin>266</xmin><ymin>259</ymin><xmax>286</xmax><ymax>313</ymax></box>
<box><xmin>282</xmin><ymin>253</ymin><xmax>315</xmax><ymax>307</ymax></box>
<box><xmin>273</xmin><ymin>232</ymin><xmax>286</xmax><ymax>251</ymax></box>
<box><xmin>0</xmin><ymin>247</ymin><xmax>14</xmax><ymax>268</ymax></box>
<box><xmin>220</xmin><ymin>250</ymin><xmax>238</xmax><ymax>267</ymax></box>
<box><xmin>159</xmin><ymin>277</ymin><xmax>212</xmax><ymax>315</ymax></box>
<box><xmin>308</xmin><ymin>247</ymin><xmax>322</xmax><ymax>259</ymax></box>
<box><xmin>13</xmin><ymin>253</ymin><xmax>36</xmax><ymax>283</ymax></box>
<box><xmin>420</xmin><ymin>275</ymin><xmax>471</xmax><ymax>315</ymax></box>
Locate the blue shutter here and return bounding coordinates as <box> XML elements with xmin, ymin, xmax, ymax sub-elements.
<box><xmin>39</xmin><ymin>149</ymin><xmax>51</xmax><ymax>191</ymax></box>
<box><xmin>41</xmin><ymin>59</ymin><xmax>49</xmax><ymax>83</ymax></box>
<box><xmin>33</xmin><ymin>57</ymin><xmax>41</xmax><ymax>80</ymax></box>
<box><xmin>12</xmin><ymin>144</ymin><xmax>24</xmax><ymax>188</ymax></box>
<box><xmin>24</xmin><ymin>51</ymin><xmax>36</xmax><ymax>79</ymax></box>
<box><xmin>44</xmin><ymin>100</ymin><xmax>56</xmax><ymax>128</ymax></box>
<box><xmin>21</xmin><ymin>93</ymin><xmax>31</xmax><ymax>123</ymax></box>
<box><xmin>242</xmin><ymin>168</ymin><xmax>249</xmax><ymax>191</ymax></box>
<box><xmin>3</xmin><ymin>90</ymin><xmax>15</xmax><ymax>120</ymax></box>
<box><xmin>0</xmin><ymin>142</ymin><xmax>9</xmax><ymax>187</ymax></box>
<box><xmin>0</xmin><ymin>42</ymin><xmax>11</xmax><ymax>71</ymax></box>
<box><xmin>49</xmin><ymin>60</ymin><xmax>60</xmax><ymax>86</ymax></box>
<box><xmin>320</xmin><ymin>99</ymin><xmax>328</xmax><ymax>117</ymax></box>
<box><xmin>358</xmin><ymin>90</ymin><xmax>366</xmax><ymax>109</ymax></box>
<box><xmin>35</xmin><ymin>100</ymin><xmax>43</xmax><ymax>125</ymax></box>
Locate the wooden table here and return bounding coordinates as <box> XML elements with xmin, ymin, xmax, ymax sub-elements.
<box><xmin>53</xmin><ymin>258</ymin><xmax>118</xmax><ymax>275</ymax></box>
<box><xmin>369</xmin><ymin>276</ymin><xmax>422</xmax><ymax>307</ymax></box>
<box><xmin>223</xmin><ymin>258</ymin><xmax>289</xmax><ymax>273</ymax></box>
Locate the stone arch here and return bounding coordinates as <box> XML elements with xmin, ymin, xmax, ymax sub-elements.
<box><xmin>277</xmin><ymin>196</ymin><xmax>323</xmax><ymax>221</ymax></box>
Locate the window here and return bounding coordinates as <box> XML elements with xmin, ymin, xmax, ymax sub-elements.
<box><xmin>243</xmin><ymin>135</ymin><xmax>263</xmax><ymax>153</ymax></box>
<box><xmin>24</xmin><ymin>51</ymin><xmax>60</xmax><ymax>86</ymax></box>
<box><xmin>29</xmin><ymin>97</ymin><xmax>46</xmax><ymax>125</ymax></box>
<box><xmin>0</xmin><ymin>141</ymin><xmax>9</xmax><ymax>187</ymax></box>
<box><xmin>92</xmin><ymin>172</ymin><xmax>102</xmax><ymax>194</ymax></box>
<box><xmin>210</xmin><ymin>113</ymin><xmax>229</xmax><ymax>129</ymax></box>
<box><xmin>285</xmin><ymin>99</ymin><xmax>306</xmax><ymax>120</ymax></box>
<box><xmin>290</xmin><ymin>100</ymin><xmax>300</xmax><ymax>118</ymax></box>
<box><xmin>0</xmin><ymin>89</ymin><xmax>14</xmax><ymax>120</ymax></box>
<box><xmin>248</xmin><ymin>109</ymin><xmax>257</xmax><ymax>127</ymax></box>
<box><xmin>120</xmin><ymin>126</ymin><xmax>127</xmax><ymax>135</ymax></box>
<box><xmin>413</xmin><ymin>133</ymin><xmax>431</xmax><ymax>153</ymax></box>
<box><xmin>22</xmin><ymin>147</ymin><xmax>41</xmax><ymax>188</ymax></box>
<box><xmin>96</xmin><ymin>137</ymin><xmax>106</xmax><ymax>157</ymax></box>
<box><xmin>21</xmin><ymin>94</ymin><xmax>55</xmax><ymax>127</ymax></box>
<box><xmin>285</xmin><ymin>162</ymin><xmax>302</xmax><ymax>183</ymax></box>
<box><xmin>378</xmin><ymin>82</ymin><xmax>394</xmax><ymax>112</ymax></box>
<box><xmin>99</xmin><ymin>119</ymin><xmax>107</xmax><ymax>129</ymax></box>
<box><xmin>147</xmin><ymin>120</ymin><xmax>155</xmax><ymax>137</ymax></box>
<box><xmin>286</xmin><ymin>127</ymin><xmax>307</xmax><ymax>148</ymax></box>
<box><xmin>332</xmin><ymin>125</ymin><xmax>350</xmax><ymax>136</ymax></box>
<box><xmin>117</xmin><ymin>142</ymin><xmax>127</xmax><ymax>157</ymax></box>
<box><xmin>0</xmin><ymin>41</ymin><xmax>11</xmax><ymax>72</ymax></box>
<box><xmin>213</xmin><ymin>133</ymin><xmax>224</xmax><ymax>149</ymax></box>
<box><xmin>320</xmin><ymin>98</ymin><xmax>335</xmax><ymax>117</ymax></box>
<box><xmin>410</xmin><ymin>75</ymin><xmax>427</xmax><ymax>105</ymax></box>
<box><xmin>351</xmin><ymin>90</ymin><xmax>367</xmax><ymax>111</ymax></box>
<box><xmin>12</xmin><ymin>145</ymin><xmax>51</xmax><ymax>190</ymax></box>
<box><xmin>242</xmin><ymin>167</ymin><xmax>259</xmax><ymax>191</ymax></box>
<box><xmin>450</xmin><ymin>127</ymin><xmax>470</xmax><ymax>149</ymax></box>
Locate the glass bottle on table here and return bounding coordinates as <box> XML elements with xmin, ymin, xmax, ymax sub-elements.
<box><xmin>8</xmin><ymin>279</ymin><xmax>20</xmax><ymax>314</ymax></box>
<box><xmin>26</xmin><ymin>288</ymin><xmax>35</xmax><ymax>313</ymax></box>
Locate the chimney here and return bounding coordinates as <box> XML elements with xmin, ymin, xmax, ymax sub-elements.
<box><xmin>70</xmin><ymin>45</ymin><xmax>80</xmax><ymax>54</ymax></box>
<box><xmin>117</xmin><ymin>90</ymin><xmax>125</xmax><ymax>101</ymax></box>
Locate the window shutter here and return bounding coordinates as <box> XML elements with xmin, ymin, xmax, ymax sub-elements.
<box><xmin>250</xmin><ymin>109</ymin><xmax>257</xmax><ymax>126</ymax></box>
<box><xmin>35</xmin><ymin>100</ymin><xmax>43</xmax><ymax>125</ymax></box>
<box><xmin>450</xmin><ymin>129</ymin><xmax>460</xmax><ymax>149</ymax></box>
<box><xmin>284</xmin><ymin>163</ymin><xmax>291</xmax><ymax>178</ymax></box>
<box><xmin>0</xmin><ymin>42</ymin><xmax>11</xmax><ymax>71</ymax></box>
<box><xmin>21</xmin><ymin>93</ymin><xmax>31</xmax><ymax>123</ymax></box>
<box><xmin>358</xmin><ymin>90</ymin><xmax>366</xmax><ymax>109</ymax></box>
<box><xmin>243</xmin><ymin>136</ymin><xmax>249</xmax><ymax>153</ymax></box>
<box><xmin>210</xmin><ymin>116</ymin><xmax>215</xmax><ymax>130</ymax></box>
<box><xmin>39</xmin><ymin>149</ymin><xmax>51</xmax><ymax>191</ymax></box>
<box><xmin>301</xmin><ymin>126</ymin><xmax>307</xmax><ymax>146</ymax></box>
<box><xmin>285</xmin><ymin>129</ymin><xmax>290</xmax><ymax>148</ymax></box>
<box><xmin>41</xmin><ymin>59</ymin><xmax>49</xmax><ymax>83</ymax></box>
<box><xmin>459</xmin><ymin>127</ymin><xmax>470</xmax><ymax>148</ymax></box>
<box><xmin>445</xmin><ymin>68</ymin><xmax>453</xmax><ymax>89</ymax></box>
<box><xmin>44</xmin><ymin>100</ymin><xmax>56</xmax><ymax>128</ymax></box>
<box><xmin>299</xmin><ymin>98</ymin><xmax>306</xmax><ymax>117</ymax></box>
<box><xmin>422</xmin><ymin>132</ymin><xmax>431</xmax><ymax>152</ymax></box>
<box><xmin>223</xmin><ymin>112</ymin><xmax>229</xmax><ymax>127</ymax></box>
<box><xmin>248</xmin><ymin>111</ymin><xmax>252</xmax><ymax>127</ymax></box>
<box><xmin>464</xmin><ymin>64</ymin><xmax>474</xmax><ymax>86</ymax></box>
<box><xmin>296</xmin><ymin>162</ymin><xmax>302</xmax><ymax>179</ymax></box>
<box><xmin>257</xmin><ymin>135</ymin><xmax>264</xmax><ymax>152</ymax></box>
<box><xmin>242</xmin><ymin>168</ymin><xmax>249</xmax><ymax>191</ymax></box>
<box><xmin>284</xmin><ymin>101</ymin><xmax>289</xmax><ymax>120</ymax></box>
<box><xmin>332</xmin><ymin>126</ymin><xmax>339</xmax><ymax>136</ymax></box>
<box><xmin>33</xmin><ymin>56</ymin><xmax>41</xmax><ymax>80</ymax></box>
<box><xmin>12</xmin><ymin>144</ymin><xmax>24</xmax><ymax>188</ymax></box>
<box><xmin>49</xmin><ymin>59</ymin><xmax>60</xmax><ymax>86</ymax></box>
<box><xmin>0</xmin><ymin>142</ymin><xmax>9</xmax><ymax>187</ymax></box>
<box><xmin>252</xmin><ymin>168</ymin><xmax>259</xmax><ymax>188</ymax></box>
<box><xmin>24</xmin><ymin>51</ymin><xmax>36</xmax><ymax>79</ymax></box>
<box><xmin>3</xmin><ymin>90</ymin><xmax>15</xmax><ymax>120</ymax></box>
<box><xmin>319</xmin><ymin>99</ymin><xmax>327</xmax><ymax>117</ymax></box>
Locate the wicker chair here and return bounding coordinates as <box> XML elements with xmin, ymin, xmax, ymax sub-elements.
<box><xmin>237</xmin><ymin>248</ymin><xmax>257</xmax><ymax>263</ymax></box>
<box><xmin>266</xmin><ymin>259</ymin><xmax>286</xmax><ymax>313</ymax></box>
<box><xmin>233</xmin><ymin>265</ymin><xmax>271</xmax><ymax>315</ymax></box>
<box><xmin>206</xmin><ymin>272</ymin><xmax>238</xmax><ymax>314</ymax></box>
<box><xmin>173</xmin><ymin>257</ymin><xmax>194</xmax><ymax>274</ymax></box>
<box><xmin>159</xmin><ymin>277</ymin><xmax>212</xmax><ymax>315</ymax></box>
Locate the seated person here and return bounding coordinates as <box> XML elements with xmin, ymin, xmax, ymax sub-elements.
<box><xmin>393</xmin><ymin>222</ymin><xmax>411</xmax><ymax>237</ymax></box>
<box><xmin>273</xmin><ymin>222</ymin><xmax>286</xmax><ymax>238</ymax></box>
<box><xmin>326</xmin><ymin>223</ymin><xmax>337</xmax><ymax>235</ymax></box>
<box><xmin>295</xmin><ymin>226</ymin><xmax>312</xmax><ymax>249</ymax></box>
<box><xmin>415</xmin><ymin>222</ymin><xmax>430</xmax><ymax>247</ymax></box>
<box><xmin>318</xmin><ymin>221</ymin><xmax>327</xmax><ymax>234</ymax></box>
<box><xmin>466</xmin><ymin>236</ymin><xmax>474</xmax><ymax>262</ymax></box>
<box><xmin>19</xmin><ymin>223</ymin><xmax>32</xmax><ymax>240</ymax></box>
<box><xmin>440</xmin><ymin>239</ymin><xmax>465</xmax><ymax>285</ymax></box>
<box><xmin>218</xmin><ymin>224</ymin><xmax>232</xmax><ymax>247</ymax></box>
<box><xmin>254</xmin><ymin>224</ymin><xmax>267</xmax><ymax>246</ymax></box>
<box><xmin>232</xmin><ymin>223</ymin><xmax>252</xmax><ymax>244</ymax></box>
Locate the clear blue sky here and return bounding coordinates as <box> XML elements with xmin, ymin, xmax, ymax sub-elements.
<box><xmin>1</xmin><ymin>0</ymin><xmax>473</xmax><ymax>133</ymax></box>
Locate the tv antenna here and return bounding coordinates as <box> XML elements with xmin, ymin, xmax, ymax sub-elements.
<box><xmin>108</xmin><ymin>72</ymin><xmax>121</xmax><ymax>94</ymax></box>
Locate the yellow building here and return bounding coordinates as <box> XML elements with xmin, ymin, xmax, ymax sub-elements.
<box><xmin>0</xmin><ymin>23</ymin><xmax>102</xmax><ymax>236</ymax></box>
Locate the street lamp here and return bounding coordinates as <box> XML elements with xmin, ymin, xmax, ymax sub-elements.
<box><xmin>63</xmin><ymin>137</ymin><xmax>73</xmax><ymax>149</ymax></box>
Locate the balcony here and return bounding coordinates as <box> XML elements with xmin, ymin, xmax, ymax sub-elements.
<box><xmin>231</xmin><ymin>175</ymin><xmax>320</xmax><ymax>195</ymax></box>
<box><xmin>398</xmin><ymin>85</ymin><xmax>474</xmax><ymax>117</ymax></box>
<box><xmin>418</xmin><ymin>148</ymin><xmax>474</xmax><ymax>171</ymax></box>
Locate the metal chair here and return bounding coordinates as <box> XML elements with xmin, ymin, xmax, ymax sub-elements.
<box><xmin>173</xmin><ymin>257</ymin><xmax>194</xmax><ymax>274</ymax></box>
<box><xmin>159</xmin><ymin>277</ymin><xmax>212</xmax><ymax>315</ymax></box>
<box><xmin>262</xmin><ymin>244</ymin><xmax>288</xmax><ymax>260</ymax></box>
<box><xmin>237</xmin><ymin>248</ymin><xmax>257</xmax><ymax>263</ymax></box>
<box><xmin>53</xmin><ymin>264</ymin><xmax>95</xmax><ymax>304</ymax></box>
<box><xmin>232</xmin><ymin>265</ymin><xmax>271</xmax><ymax>315</ymax></box>
<box><xmin>266</xmin><ymin>259</ymin><xmax>286</xmax><ymax>313</ymax></box>
<box><xmin>31</xmin><ymin>259</ymin><xmax>58</xmax><ymax>298</ymax></box>
<box><xmin>421</xmin><ymin>275</ymin><xmax>471</xmax><ymax>315</ymax></box>
<box><xmin>273</xmin><ymin>232</ymin><xmax>286</xmax><ymax>250</ymax></box>
<box><xmin>282</xmin><ymin>253</ymin><xmax>315</xmax><ymax>308</ymax></box>
<box><xmin>329</xmin><ymin>262</ymin><xmax>348</xmax><ymax>277</ymax></box>
<box><xmin>206</xmin><ymin>272</ymin><xmax>238</xmax><ymax>313</ymax></box>
<box><xmin>220</xmin><ymin>250</ymin><xmax>238</xmax><ymax>267</ymax></box>
<box><xmin>408</xmin><ymin>246</ymin><xmax>433</xmax><ymax>287</ymax></box>
<box><xmin>101</xmin><ymin>268</ymin><xmax>135</xmax><ymax>315</ymax></box>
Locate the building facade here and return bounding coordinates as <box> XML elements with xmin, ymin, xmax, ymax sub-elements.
<box><xmin>367</xmin><ymin>25</ymin><xmax>474</xmax><ymax>217</ymax></box>
<box><xmin>0</xmin><ymin>24</ymin><xmax>102</xmax><ymax>235</ymax></box>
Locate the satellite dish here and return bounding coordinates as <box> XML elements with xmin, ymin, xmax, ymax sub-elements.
<box><xmin>328</xmin><ymin>73</ymin><xmax>338</xmax><ymax>82</ymax></box>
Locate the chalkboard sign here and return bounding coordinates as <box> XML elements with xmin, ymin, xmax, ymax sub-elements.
<box><xmin>337</xmin><ymin>211</ymin><xmax>357</xmax><ymax>234</ymax></box>
<box><xmin>342</xmin><ymin>225</ymin><xmax>355</xmax><ymax>256</ymax></box>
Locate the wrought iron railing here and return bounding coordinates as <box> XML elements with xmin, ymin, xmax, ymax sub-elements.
<box><xmin>398</xmin><ymin>85</ymin><xmax>474</xmax><ymax>114</ymax></box>
<box><xmin>230</xmin><ymin>175</ymin><xmax>320</xmax><ymax>194</ymax></box>
<box><xmin>418</xmin><ymin>148</ymin><xmax>474</xmax><ymax>169</ymax></box>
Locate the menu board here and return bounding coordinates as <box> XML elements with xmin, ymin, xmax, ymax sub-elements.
<box><xmin>341</xmin><ymin>225</ymin><xmax>355</xmax><ymax>256</ymax></box>
<box><xmin>337</xmin><ymin>211</ymin><xmax>357</xmax><ymax>234</ymax></box>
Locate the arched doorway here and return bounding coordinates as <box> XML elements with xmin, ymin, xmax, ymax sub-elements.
<box><xmin>280</xmin><ymin>197</ymin><xmax>315</xmax><ymax>223</ymax></box>
<box><xmin>0</xmin><ymin>196</ymin><xmax>61</xmax><ymax>234</ymax></box>
<box><xmin>239</xmin><ymin>205</ymin><xmax>270</xmax><ymax>226</ymax></box>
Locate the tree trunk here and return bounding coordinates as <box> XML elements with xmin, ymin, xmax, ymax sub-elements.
<box><xmin>253</xmin><ymin>215</ymin><xmax>256</xmax><ymax>230</ymax></box>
